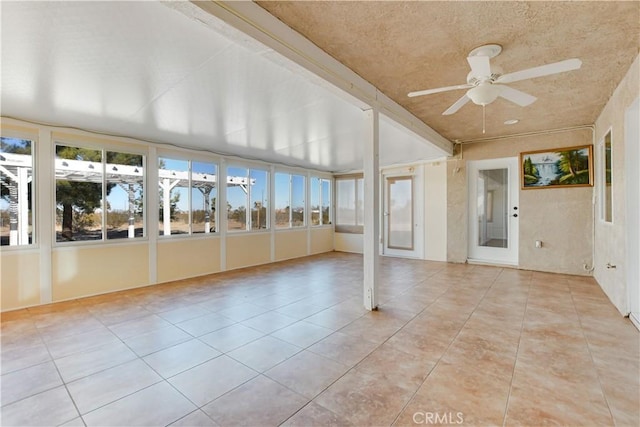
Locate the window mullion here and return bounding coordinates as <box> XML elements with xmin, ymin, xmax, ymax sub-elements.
<box><xmin>101</xmin><ymin>149</ymin><xmax>106</xmax><ymax>240</ymax></box>
<box><xmin>246</xmin><ymin>169</ymin><xmax>251</xmax><ymax>231</ymax></box>
<box><xmin>188</xmin><ymin>160</ymin><xmax>193</xmax><ymax>235</ymax></box>
<box><xmin>289</xmin><ymin>174</ymin><xmax>293</xmax><ymax>228</ymax></box>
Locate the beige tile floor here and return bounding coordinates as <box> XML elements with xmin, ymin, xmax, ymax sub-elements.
<box><xmin>1</xmin><ymin>252</ymin><xmax>638</xmax><ymax>426</ymax></box>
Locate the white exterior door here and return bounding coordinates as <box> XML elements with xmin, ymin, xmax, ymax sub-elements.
<box><xmin>468</xmin><ymin>157</ymin><xmax>519</xmax><ymax>265</ymax></box>
<box><xmin>382</xmin><ymin>168</ymin><xmax>423</xmax><ymax>258</ymax></box>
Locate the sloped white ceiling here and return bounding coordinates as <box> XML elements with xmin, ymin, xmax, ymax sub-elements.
<box><xmin>0</xmin><ymin>1</ymin><xmax>447</xmax><ymax>172</ymax></box>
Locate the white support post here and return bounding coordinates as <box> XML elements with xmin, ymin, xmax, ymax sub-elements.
<box><xmin>203</xmin><ymin>187</ymin><xmax>212</xmax><ymax>233</ymax></box>
<box><xmin>147</xmin><ymin>147</ymin><xmax>158</xmax><ymax>285</ymax></box>
<box><xmin>162</xmin><ymin>178</ymin><xmax>172</xmax><ymax>236</ymax></box>
<box><xmin>306</xmin><ymin>171</ymin><xmax>312</xmax><ymax>255</ymax></box>
<box><xmin>159</xmin><ymin>178</ymin><xmax>180</xmax><ymax>236</ymax></box>
<box><xmin>219</xmin><ymin>160</ymin><xmax>228</xmax><ymax>271</ymax></box>
<box><xmin>38</xmin><ymin>129</ymin><xmax>52</xmax><ymax>304</ymax></box>
<box><xmin>18</xmin><ymin>167</ymin><xmax>29</xmax><ymax>244</ymax></box>
<box><xmin>6</xmin><ymin>168</ymin><xmax>18</xmax><ymax>246</ymax></box>
<box><xmin>363</xmin><ymin>108</ymin><xmax>380</xmax><ymax>311</ymax></box>
<box><xmin>269</xmin><ymin>165</ymin><xmax>276</xmax><ymax>262</ymax></box>
<box><xmin>127</xmin><ymin>183</ymin><xmax>135</xmax><ymax>238</ymax></box>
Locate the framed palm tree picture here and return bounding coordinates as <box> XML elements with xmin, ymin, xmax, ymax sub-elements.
<box><xmin>520</xmin><ymin>145</ymin><xmax>593</xmax><ymax>189</ymax></box>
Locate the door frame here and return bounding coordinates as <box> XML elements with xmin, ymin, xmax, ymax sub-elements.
<box><xmin>467</xmin><ymin>157</ymin><xmax>519</xmax><ymax>266</ymax></box>
<box><xmin>381</xmin><ymin>166</ymin><xmax>424</xmax><ymax>259</ymax></box>
<box><xmin>625</xmin><ymin>97</ymin><xmax>639</xmax><ymax>329</ymax></box>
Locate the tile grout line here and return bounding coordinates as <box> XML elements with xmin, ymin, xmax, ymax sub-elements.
<box><xmin>568</xmin><ymin>282</ymin><xmax>618</xmax><ymax>426</ymax></box>
<box><xmin>388</xmin><ymin>265</ymin><xmax>504</xmax><ymax>426</ymax></box>
<box><xmin>30</xmin><ymin>312</ymin><xmax>86</xmax><ymax>426</ymax></box>
<box><xmin>279</xmin><ymin>264</ymin><xmax>451</xmax><ymax>426</ymax></box>
<box><xmin>500</xmin><ymin>271</ymin><xmax>533</xmax><ymax>427</ymax></box>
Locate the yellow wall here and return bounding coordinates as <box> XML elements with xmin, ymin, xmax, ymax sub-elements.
<box><xmin>157</xmin><ymin>237</ymin><xmax>221</xmax><ymax>283</ymax></box>
<box><xmin>1</xmin><ymin>118</ymin><xmax>335</xmax><ymax>312</ymax></box>
<box><xmin>275</xmin><ymin>229</ymin><xmax>307</xmax><ymax>261</ymax></box>
<box><xmin>424</xmin><ymin>161</ymin><xmax>447</xmax><ymax>261</ymax></box>
<box><xmin>334</xmin><ymin>232</ymin><xmax>363</xmax><ymax>254</ymax></box>
<box><xmin>226</xmin><ymin>233</ymin><xmax>271</xmax><ymax>270</ymax></box>
<box><xmin>52</xmin><ymin>243</ymin><xmax>149</xmax><ymax>301</ymax></box>
<box><xmin>1</xmin><ymin>250</ymin><xmax>41</xmax><ymax>310</ymax></box>
<box><xmin>310</xmin><ymin>227</ymin><xmax>334</xmax><ymax>254</ymax></box>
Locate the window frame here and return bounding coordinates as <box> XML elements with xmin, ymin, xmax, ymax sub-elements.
<box><xmin>600</xmin><ymin>128</ymin><xmax>614</xmax><ymax>224</ymax></box>
<box><xmin>226</xmin><ymin>163</ymin><xmax>270</xmax><ymax>233</ymax></box>
<box><xmin>334</xmin><ymin>174</ymin><xmax>363</xmax><ymax>234</ymax></box>
<box><xmin>274</xmin><ymin>171</ymin><xmax>306</xmax><ymax>230</ymax></box>
<box><xmin>0</xmin><ymin>131</ymin><xmax>37</xmax><ymax>248</ymax></box>
<box><xmin>157</xmin><ymin>152</ymin><xmax>219</xmax><ymax>238</ymax></box>
<box><xmin>53</xmin><ymin>138</ymin><xmax>148</xmax><ymax>246</ymax></box>
<box><xmin>310</xmin><ymin>176</ymin><xmax>333</xmax><ymax>227</ymax></box>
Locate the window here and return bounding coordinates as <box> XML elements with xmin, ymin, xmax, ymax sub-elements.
<box><xmin>159</xmin><ymin>157</ymin><xmax>217</xmax><ymax>235</ymax></box>
<box><xmin>1</xmin><ymin>137</ymin><xmax>34</xmax><ymax>246</ymax></box>
<box><xmin>335</xmin><ymin>175</ymin><xmax>363</xmax><ymax>233</ymax></box>
<box><xmin>56</xmin><ymin>144</ymin><xmax>145</xmax><ymax>242</ymax></box>
<box><xmin>106</xmin><ymin>151</ymin><xmax>144</xmax><ymax>239</ymax></box>
<box><xmin>227</xmin><ymin>166</ymin><xmax>269</xmax><ymax>231</ymax></box>
<box><xmin>275</xmin><ymin>172</ymin><xmax>305</xmax><ymax>229</ymax></box>
<box><xmin>602</xmin><ymin>130</ymin><xmax>613</xmax><ymax>222</ymax></box>
<box><xmin>56</xmin><ymin>145</ymin><xmax>103</xmax><ymax>242</ymax></box>
<box><xmin>192</xmin><ymin>161</ymin><xmax>217</xmax><ymax>234</ymax></box>
<box><xmin>310</xmin><ymin>177</ymin><xmax>331</xmax><ymax>226</ymax></box>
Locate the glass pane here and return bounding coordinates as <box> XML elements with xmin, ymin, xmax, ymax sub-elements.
<box><xmin>56</xmin><ymin>145</ymin><xmax>102</xmax><ymax>242</ymax></box>
<box><xmin>250</xmin><ymin>169</ymin><xmax>268</xmax><ymax>230</ymax></box>
<box><xmin>1</xmin><ymin>137</ymin><xmax>34</xmax><ymax>246</ymax></box>
<box><xmin>477</xmin><ymin>169</ymin><xmax>508</xmax><ymax>248</ymax></box>
<box><xmin>158</xmin><ymin>158</ymin><xmax>188</xmax><ymax>236</ymax></box>
<box><xmin>387</xmin><ymin>177</ymin><xmax>413</xmax><ymax>250</ymax></box>
<box><xmin>291</xmin><ymin>174</ymin><xmax>305</xmax><ymax>227</ymax></box>
<box><xmin>192</xmin><ymin>161</ymin><xmax>217</xmax><ymax>233</ymax></box>
<box><xmin>604</xmin><ymin>131</ymin><xmax>613</xmax><ymax>222</ymax></box>
<box><xmin>310</xmin><ymin>177</ymin><xmax>320</xmax><ymax>225</ymax></box>
<box><xmin>227</xmin><ymin>166</ymin><xmax>248</xmax><ymax>231</ymax></box>
<box><xmin>106</xmin><ymin>151</ymin><xmax>144</xmax><ymax>239</ymax></box>
<box><xmin>274</xmin><ymin>172</ymin><xmax>290</xmax><ymax>229</ymax></box>
<box><xmin>321</xmin><ymin>179</ymin><xmax>330</xmax><ymax>225</ymax></box>
<box><xmin>336</xmin><ymin>179</ymin><xmax>355</xmax><ymax>225</ymax></box>
<box><xmin>356</xmin><ymin>178</ymin><xmax>364</xmax><ymax>226</ymax></box>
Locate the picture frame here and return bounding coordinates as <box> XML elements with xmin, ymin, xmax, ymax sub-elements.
<box><xmin>520</xmin><ymin>144</ymin><xmax>593</xmax><ymax>189</ymax></box>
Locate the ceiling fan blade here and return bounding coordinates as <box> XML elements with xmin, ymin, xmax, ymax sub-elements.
<box><xmin>442</xmin><ymin>94</ymin><xmax>470</xmax><ymax>115</ymax></box>
<box><xmin>497</xmin><ymin>58</ymin><xmax>582</xmax><ymax>84</ymax></box>
<box><xmin>408</xmin><ymin>84</ymin><xmax>472</xmax><ymax>98</ymax></box>
<box><xmin>499</xmin><ymin>85</ymin><xmax>537</xmax><ymax>106</ymax></box>
<box><xmin>467</xmin><ymin>55</ymin><xmax>492</xmax><ymax>77</ymax></box>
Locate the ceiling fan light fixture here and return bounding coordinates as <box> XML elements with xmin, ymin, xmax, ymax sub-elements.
<box><xmin>466</xmin><ymin>83</ymin><xmax>501</xmax><ymax>106</ymax></box>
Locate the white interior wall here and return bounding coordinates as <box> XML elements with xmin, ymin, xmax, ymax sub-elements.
<box><xmin>334</xmin><ymin>159</ymin><xmax>447</xmax><ymax>261</ymax></box>
<box><xmin>593</xmin><ymin>54</ymin><xmax>639</xmax><ymax>315</ymax></box>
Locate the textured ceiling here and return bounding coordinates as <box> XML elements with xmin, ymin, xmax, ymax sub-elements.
<box><xmin>257</xmin><ymin>1</ymin><xmax>640</xmax><ymax>142</ymax></box>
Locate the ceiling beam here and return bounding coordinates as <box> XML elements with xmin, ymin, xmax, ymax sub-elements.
<box><xmin>188</xmin><ymin>0</ymin><xmax>453</xmax><ymax>156</ymax></box>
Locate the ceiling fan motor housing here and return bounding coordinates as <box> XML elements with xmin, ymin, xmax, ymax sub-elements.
<box><xmin>466</xmin><ymin>66</ymin><xmax>503</xmax><ymax>86</ymax></box>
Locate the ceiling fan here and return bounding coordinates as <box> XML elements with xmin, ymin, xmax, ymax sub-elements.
<box><xmin>408</xmin><ymin>44</ymin><xmax>582</xmax><ymax>116</ymax></box>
